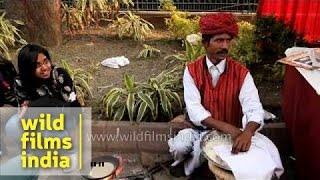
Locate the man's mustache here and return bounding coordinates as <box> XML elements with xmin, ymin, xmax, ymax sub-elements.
<box><xmin>217</xmin><ymin>49</ymin><xmax>228</xmax><ymax>54</ymax></box>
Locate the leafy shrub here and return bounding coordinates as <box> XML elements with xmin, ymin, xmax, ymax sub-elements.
<box><xmin>0</xmin><ymin>13</ymin><xmax>27</xmax><ymax>59</ymax></box>
<box><xmin>62</xmin><ymin>60</ymin><xmax>94</xmax><ymax>106</ymax></box>
<box><xmin>61</xmin><ymin>0</ymin><xmax>134</xmax><ymax>33</ymax></box>
<box><xmin>138</xmin><ymin>67</ymin><xmax>182</xmax><ymax>121</ymax></box>
<box><xmin>264</xmin><ymin>63</ymin><xmax>285</xmax><ymax>82</ymax></box>
<box><xmin>101</xmin><ymin>68</ymin><xmax>182</xmax><ymax>122</ymax></box>
<box><xmin>61</xmin><ymin>3</ymin><xmax>85</xmax><ymax>33</ymax></box>
<box><xmin>165</xmin><ymin>11</ymin><xmax>200</xmax><ymax>39</ymax></box>
<box><xmin>255</xmin><ymin>15</ymin><xmax>305</xmax><ymax>64</ymax></box>
<box><xmin>75</xmin><ymin>0</ymin><xmax>134</xmax><ymax>21</ymax></box>
<box><xmin>159</xmin><ymin>0</ymin><xmax>176</xmax><ymax>11</ymax></box>
<box><xmin>251</xmin><ymin>63</ymin><xmax>285</xmax><ymax>84</ymax></box>
<box><xmin>111</xmin><ymin>11</ymin><xmax>154</xmax><ymax>41</ymax></box>
<box><xmin>137</xmin><ymin>44</ymin><xmax>160</xmax><ymax>59</ymax></box>
<box><xmin>101</xmin><ymin>74</ymin><xmax>139</xmax><ymax>121</ymax></box>
<box><xmin>229</xmin><ymin>21</ymin><xmax>260</xmax><ymax>67</ymax></box>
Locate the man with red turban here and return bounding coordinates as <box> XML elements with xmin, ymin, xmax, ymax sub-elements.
<box><xmin>168</xmin><ymin>13</ymin><xmax>281</xmax><ymax>178</ymax></box>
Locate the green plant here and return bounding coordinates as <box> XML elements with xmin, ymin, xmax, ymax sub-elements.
<box><xmin>255</xmin><ymin>15</ymin><xmax>305</xmax><ymax>64</ymax></box>
<box><xmin>263</xmin><ymin>63</ymin><xmax>285</xmax><ymax>82</ymax></box>
<box><xmin>61</xmin><ymin>0</ymin><xmax>134</xmax><ymax>33</ymax></box>
<box><xmin>138</xmin><ymin>67</ymin><xmax>182</xmax><ymax>121</ymax></box>
<box><xmin>75</xmin><ymin>0</ymin><xmax>134</xmax><ymax>21</ymax></box>
<box><xmin>0</xmin><ymin>13</ymin><xmax>27</xmax><ymax>59</ymax></box>
<box><xmin>250</xmin><ymin>62</ymin><xmax>285</xmax><ymax>84</ymax></box>
<box><xmin>101</xmin><ymin>74</ymin><xmax>141</xmax><ymax>121</ymax></box>
<box><xmin>229</xmin><ymin>21</ymin><xmax>260</xmax><ymax>67</ymax></box>
<box><xmin>165</xmin><ymin>40</ymin><xmax>205</xmax><ymax>65</ymax></box>
<box><xmin>61</xmin><ymin>3</ymin><xmax>85</xmax><ymax>33</ymax></box>
<box><xmin>62</xmin><ymin>60</ymin><xmax>94</xmax><ymax>106</ymax></box>
<box><xmin>111</xmin><ymin>11</ymin><xmax>154</xmax><ymax>41</ymax></box>
<box><xmin>137</xmin><ymin>44</ymin><xmax>160</xmax><ymax>59</ymax></box>
<box><xmin>165</xmin><ymin>11</ymin><xmax>200</xmax><ymax>39</ymax></box>
<box><xmin>159</xmin><ymin>0</ymin><xmax>176</xmax><ymax>11</ymax></box>
<box><xmin>101</xmin><ymin>68</ymin><xmax>182</xmax><ymax>122</ymax></box>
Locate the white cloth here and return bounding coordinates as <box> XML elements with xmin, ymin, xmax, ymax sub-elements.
<box><xmin>101</xmin><ymin>56</ymin><xmax>130</xmax><ymax>68</ymax></box>
<box><xmin>168</xmin><ymin>116</ymin><xmax>278</xmax><ymax>177</ymax></box>
<box><xmin>213</xmin><ymin>133</ymin><xmax>284</xmax><ymax>180</ymax></box>
<box><xmin>168</xmin><ymin>128</ymin><xmax>209</xmax><ymax>176</ymax></box>
<box><xmin>183</xmin><ymin>56</ymin><xmax>264</xmax><ymax>129</ymax></box>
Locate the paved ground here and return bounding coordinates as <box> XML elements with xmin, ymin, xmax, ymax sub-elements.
<box><xmin>1</xmin><ymin>148</ymin><xmax>296</xmax><ymax>180</ymax></box>
<box><xmin>1</xmin><ymin>149</ymin><xmax>215</xmax><ymax>180</ymax></box>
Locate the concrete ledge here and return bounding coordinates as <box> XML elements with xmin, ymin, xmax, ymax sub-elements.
<box><xmin>91</xmin><ymin>121</ymin><xmax>290</xmax><ymax>155</ymax></box>
<box><xmin>261</xmin><ymin>122</ymin><xmax>291</xmax><ymax>157</ymax></box>
<box><xmin>91</xmin><ymin>121</ymin><xmax>180</xmax><ymax>153</ymax></box>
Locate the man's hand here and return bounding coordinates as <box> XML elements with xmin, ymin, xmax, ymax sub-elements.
<box><xmin>231</xmin><ymin>121</ymin><xmax>260</xmax><ymax>154</ymax></box>
<box><xmin>201</xmin><ymin>117</ymin><xmax>260</xmax><ymax>154</ymax></box>
<box><xmin>202</xmin><ymin>116</ymin><xmax>242</xmax><ymax>138</ymax></box>
<box><xmin>231</xmin><ymin>130</ymin><xmax>253</xmax><ymax>154</ymax></box>
<box><xmin>224</xmin><ymin>123</ymin><xmax>242</xmax><ymax>139</ymax></box>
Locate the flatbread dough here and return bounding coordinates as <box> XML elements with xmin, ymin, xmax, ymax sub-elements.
<box><xmin>201</xmin><ymin>130</ymin><xmax>232</xmax><ymax>170</ymax></box>
<box><xmin>89</xmin><ymin>162</ymin><xmax>115</xmax><ymax>178</ymax></box>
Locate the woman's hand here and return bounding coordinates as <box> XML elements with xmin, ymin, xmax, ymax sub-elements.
<box><xmin>19</xmin><ymin>100</ymin><xmax>29</xmax><ymax>118</ymax></box>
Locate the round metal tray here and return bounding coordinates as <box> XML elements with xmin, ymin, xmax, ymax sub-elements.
<box><xmin>200</xmin><ymin>130</ymin><xmax>233</xmax><ymax>171</ymax></box>
<box><xmin>82</xmin><ymin>155</ymin><xmax>119</xmax><ymax>180</ymax></box>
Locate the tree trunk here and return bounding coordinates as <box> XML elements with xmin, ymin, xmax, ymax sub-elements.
<box><xmin>5</xmin><ymin>0</ymin><xmax>62</xmax><ymax>47</ymax></box>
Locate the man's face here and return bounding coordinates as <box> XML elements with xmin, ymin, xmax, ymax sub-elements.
<box><xmin>203</xmin><ymin>33</ymin><xmax>232</xmax><ymax>64</ymax></box>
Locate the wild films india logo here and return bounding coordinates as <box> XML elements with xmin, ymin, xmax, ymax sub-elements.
<box><xmin>20</xmin><ymin>113</ymin><xmax>74</xmax><ymax>169</ymax></box>
<box><xmin>0</xmin><ymin>107</ymin><xmax>92</xmax><ymax>176</ymax></box>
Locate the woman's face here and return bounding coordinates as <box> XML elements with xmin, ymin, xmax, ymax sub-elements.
<box><xmin>34</xmin><ymin>53</ymin><xmax>52</xmax><ymax>79</ymax></box>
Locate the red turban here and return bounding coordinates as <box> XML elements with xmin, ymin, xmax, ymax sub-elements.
<box><xmin>199</xmin><ymin>13</ymin><xmax>238</xmax><ymax>37</ymax></box>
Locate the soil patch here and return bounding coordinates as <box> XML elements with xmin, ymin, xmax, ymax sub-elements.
<box><xmin>50</xmin><ymin>29</ymin><xmax>182</xmax><ymax>117</ymax></box>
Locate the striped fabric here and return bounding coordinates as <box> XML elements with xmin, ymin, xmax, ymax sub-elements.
<box><xmin>187</xmin><ymin>56</ymin><xmax>248</xmax><ymax>127</ymax></box>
